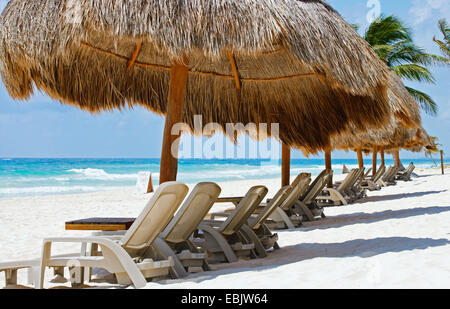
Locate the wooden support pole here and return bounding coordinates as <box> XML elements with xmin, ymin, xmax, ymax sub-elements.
<box><xmin>281</xmin><ymin>143</ymin><xmax>291</xmax><ymax>187</ymax></box>
<box><xmin>441</xmin><ymin>150</ymin><xmax>445</xmax><ymax>175</ymax></box>
<box><xmin>372</xmin><ymin>145</ymin><xmax>378</xmax><ymax>177</ymax></box>
<box><xmin>357</xmin><ymin>149</ymin><xmax>364</xmax><ymax>178</ymax></box>
<box><xmin>324</xmin><ymin>149</ymin><xmax>333</xmax><ymax>188</ymax></box>
<box><xmin>380</xmin><ymin>146</ymin><xmax>385</xmax><ymax>166</ymax></box>
<box><xmin>394</xmin><ymin>150</ymin><xmax>400</xmax><ymax>168</ymax></box>
<box><xmin>159</xmin><ymin>55</ymin><xmax>189</xmax><ymax>184</ymax></box>
<box><xmin>357</xmin><ymin>149</ymin><xmax>364</xmax><ymax>169</ymax></box>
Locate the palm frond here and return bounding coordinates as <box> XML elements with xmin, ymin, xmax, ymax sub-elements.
<box><xmin>405</xmin><ymin>86</ymin><xmax>438</xmax><ymax>115</ymax></box>
<box><xmin>392</xmin><ymin>64</ymin><xmax>435</xmax><ymax>83</ymax></box>
<box><xmin>438</xmin><ymin>18</ymin><xmax>450</xmax><ymax>42</ymax></box>
<box><xmin>433</xmin><ymin>19</ymin><xmax>450</xmax><ymax>59</ymax></box>
<box><xmin>372</xmin><ymin>44</ymin><xmax>393</xmax><ymax>62</ymax></box>
<box><xmin>364</xmin><ymin>15</ymin><xmax>412</xmax><ymax>46</ymax></box>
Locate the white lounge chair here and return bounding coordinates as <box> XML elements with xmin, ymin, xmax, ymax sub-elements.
<box><xmin>347</xmin><ymin>168</ymin><xmax>367</xmax><ymax>201</ymax></box>
<box><xmin>378</xmin><ymin>166</ymin><xmax>399</xmax><ymax>187</ymax></box>
<box><xmin>197</xmin><ymin>186</ymin><xmax>268</xmax><ymax>263</ymax></box>
<box><xmin>316</xmin><ymin>169</ymin><xmax>359</xmax><ymax>206</ymax></box>
<box><xmin>38</xmin><ymin>182</ymin><xmax>189</xmax><ymax>289</ymax></box>
<box><xmin>155</xmin><ymin>182</ymin><xmax>222</xmax><ymax>277</ymax></box>
<box><xmin>360</xmin><ymin>165</ymin><xmax>385</xmax><ymax>191</ymax></box>
<box><xmin>396</xmin><ymin>163</ymin><xmax>415</xmax><ymax>181</ymax></box>
<box><xmin>293</xmin><ymin>169</ymin><xmax>333</xmax><ymax>221</ymax></box>
<box><xmin>212</xmin><ymin>185</ymin><xmax>292</xmax><ymax>255</ymax></box>
<box><xmin>266</xmin><ymin>173</ymin><xmax>312</xmax><ymax>229</ymax></box>
<box><xmin>0</xmin><ymin>260</ymin><xmax>40</xmax><ymax>287</ymax></box>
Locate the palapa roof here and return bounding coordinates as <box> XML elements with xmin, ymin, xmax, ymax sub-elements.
<box><xmin>331</xmin><ymin>121</ymin><xmax>432</xmax><ymax>154</ymax></box>
<box><xmin>329</xmin><ymin>66</ymin><xmax>424</xmax><ymax>154</ymax></box>
<box><xmin>0</xmin><ymin>0</ymin><xmax>419</xmax><ymax>152</ymax></box>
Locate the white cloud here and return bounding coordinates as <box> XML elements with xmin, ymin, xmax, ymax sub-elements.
<box><xmin>409</xmin><ymin>0</ymin><xmax>450</xmax><ymax>24</ymax></box>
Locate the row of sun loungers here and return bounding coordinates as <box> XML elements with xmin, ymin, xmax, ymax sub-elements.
<box><xmin>316</xmin><ymin>162</ymin><xmax>415</xmax><ymax>207</ymax></box>
<box><xmin>0</xmin><ymin>163</ymin><xmax>416</xmax><ymax>289</ymax></box>
<box><xmin>0</xmin><ymin>176</ymin><xmax>328</xmax><ymax>288</ymax></box>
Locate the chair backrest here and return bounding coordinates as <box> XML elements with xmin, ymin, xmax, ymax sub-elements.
<box><xmin>372</xmin><ymin>165</ymin><xmax>385</xmax><ymax>181</ymax></box>
<box><xmin>302</xmin><ymin>170</ymin><xmax>332</xmax><ymax>205</ymax></box>
<box><xmin>386</xmin><ymin>166</ymin><xmax>400</xmax><ymax>182</ymax></box>
<box><xmin>352</xmin><ymin>168</ymin><xmax>365</xmax><ymax>186</ymax></box>
<box><xmin>363</xmin><ymin>168</ymin><xmax>372</xmax><ymax>178</ymax></box>
<box><xmin>279</xmin><ymin>173</ymin><xmax>311</xmax><ymax>211</ymax></box>
<box><xmin>382</xmin><ymin>166</ymin><xmax>394</xmax><ymax>181</ymax></box>
<box><xmin>249</xmin><ymin>185</ymin><xmax>292</xmax><ymax>230</ymax></box>
<box><xmin>121</xmin><ymin>182</ymin><xmax>189</xmax><ymax>251</ymax></box>
<box><xmin>300</xmin><ymin>170</ymin><xmax>328</xmax><ymax>200</ymax></box>
<box><xmin>290</xmin><ymin>172</ymin><xmax>312</xmax><ymax>189</ymax></box>
<box><xmin>337</xmin><ymin>169</ymin><xmax>359</xmax><ymax>192</ymax></box>
<box><xmin>404</xmin><ymin>163</ymin><xmax>415</xmax><ymax>179</ymax></box>
<box><xmin>219</xmin><ymin>186</ymin><xmax>268</xmax><ymax>235</ymax></box>
<box><xmin>161</xmin><ymin>182</ymin><xmax>222</xmax><ymax>244</ymax></box>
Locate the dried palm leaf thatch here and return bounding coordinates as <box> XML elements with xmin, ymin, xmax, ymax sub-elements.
<box><xmin>0</xmin><ymin>0</ymin><xmax>414</xmax><ymax>152</ymax></box>
<box><xmin>331</xmin><ymin>120</ymin><xmax>431</xmax><ymax>154</ymax></box>
<box><xmin>385</xmin><ymin>70</ymin><xmax>421</xmax><ymax>128</ymax></box>
<box><xmin>383</xmin><ymin>127</ymin><xmax>433</xmax><ymax>153</ymax></box>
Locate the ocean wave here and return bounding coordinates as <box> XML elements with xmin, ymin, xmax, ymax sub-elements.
<box><xmin>68</xmin><ymin>168</ymin><xmax>138</xmax><ymax>180</ymax></box>
<box><xmin>0</xmin><ymin>185</ymin><xmax>126</xmax><ymax>195</ymax></box>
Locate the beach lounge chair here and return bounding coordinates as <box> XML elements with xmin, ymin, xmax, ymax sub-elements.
<box><xmin>377</xmin><ymin>166</ymin><xmax>399</xmax><ymax>187</ymax></box>
<box><xmin>347</xmin><ymin>168</ymin><xmax>367</xmax><ymax>201</ymax></box>
<box><xmin>154</xmin><ymin>182</ymin><xmax>222</xmax><ymax>278</ymax></box>
<box><xmin>396</xmin><ymin>163</ymin><xmax>415</xmax><ymax>181</ymax></box>
<box><xmin>0</xmin><ymin>260</ymin><xmax>40</xmax><ymax>287</ymax></box>
<box><xmin>360</xmin><ymin>165</ymin><xmax>385</xmax><ymax>191</ymax></box>
<box><xmin>196</xmin><ymin>186</ymin><xmax>268</xmax><ymax>263</ymax></box>
<box><xmin>265</xmin><ymin>173</ymin><xmax>312</xmax><ymax>229</ymax></box>
<box><xmin>316</xmin><ymin>169</ymin><xmax>360</xmax><ymax>206</ymax></box>
<box><xmin>363</xmin><ymin>168</ymin><xmax>372</xmax><ymax>179</ymax></box>
<box><xmin>211</xmin><ymin>185</ymin><xmax>292</xmax><ymax>255</ymax></box>
<box><xmin>290</xmin><ymin>169</ymin><xmax>333</xmax><ymax>222</ymax></box>
<box><xmin>244</xmin><ymin>186</ymin><xmax>292</xmax><ymax>250</ymax></box>
<box><xmin>38</xmin><ymin>182</ymin><xmax>189</xmax><ymax>289</ymax></box>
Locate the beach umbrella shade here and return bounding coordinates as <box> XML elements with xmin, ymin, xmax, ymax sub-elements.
<box><xmin>0</xmin><ymin>0</ymin><xmax>420</xmax><ymax>184</ymax></box>
<box><xmin>324</xmin><ymin>70</ymin><xmax>422</xmax><ymax>183</ymax></box>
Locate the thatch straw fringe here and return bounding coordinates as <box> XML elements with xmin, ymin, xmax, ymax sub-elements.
<box><xmin>0</xmin><ymin>0</ymin><xmax>419</xmax><ymax>152</ymax></box>
<box><xmin>331</xmin><ymin>121</ymin><xmax>432</xmax><ymax>154</ymax></box>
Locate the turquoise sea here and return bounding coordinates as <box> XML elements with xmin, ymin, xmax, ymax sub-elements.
<box><xmin>0</xmin><ymin>158</ymin><xmax>442</xmax><ymax>199</ymax></box>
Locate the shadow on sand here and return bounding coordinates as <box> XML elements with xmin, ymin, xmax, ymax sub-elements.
<box><xmin>298</xmin><ymin>205</ymin><xmax>450</xmax><ymax>232</ymax></box>
<box><xmin>159</xmin><ymin>236</ymin><xmax>449</xmax><ymax>285</ymax></box>
<box><xmin>357</xmin><ymin>190</ymin><xmax>446</xmax><ymax>203</ymax></box>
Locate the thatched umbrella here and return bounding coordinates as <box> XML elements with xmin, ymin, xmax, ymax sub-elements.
<box><xmin>0</xmin><ymin>0</ymin><xmax>418</xmax><ymax>184</ymax></box>
<box><xmin>332</xmin><ymin>123</ymin><xmax>432</xmax><ymax>173</ymax></box>
<box><xmin>325</xmin><ymin>70</ymin><xmax>422</xmax><ymax>181</ymax></box>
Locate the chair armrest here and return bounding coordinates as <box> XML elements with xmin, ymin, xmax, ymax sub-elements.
<box><xmin>41</xmin><ymin>236</ymin><xmax>147</xmax><ymax>289</ymax></box>
<box><xmin>215</xmin><ymin>197</ymin><xmax>243</xmax><ymax>206</ymax></box>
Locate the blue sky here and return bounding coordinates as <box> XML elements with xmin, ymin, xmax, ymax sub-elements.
<box><xmin>0</xmin><ymin>0</ymin><xmax>448</xmax><ymax>160</ymax></box>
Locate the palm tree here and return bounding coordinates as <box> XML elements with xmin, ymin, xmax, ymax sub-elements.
<box><xmin>362</xmin><ymin>16</ymin><xmax>447</xmax><ymax>115</ymax></box>
<box><xmin>433</xmin><ymin>18</ymin><xmax>450</xmax><ymax>60</ymax></box>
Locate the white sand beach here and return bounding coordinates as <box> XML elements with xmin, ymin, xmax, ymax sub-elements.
<box><xmin>0</xmin><ymin>167</ymin><xmax>449</xmax><ymax>289</ymax></box>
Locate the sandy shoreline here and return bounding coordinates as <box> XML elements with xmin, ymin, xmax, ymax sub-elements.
<box><xmin>0</xmin><ymin>167</ymin><xmax>449</xmax><ymax>288</ymax></box>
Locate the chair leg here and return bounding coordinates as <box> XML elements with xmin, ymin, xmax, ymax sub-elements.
<box><xmin>199</xmin><ymin>225</ymin><xmax>238</xmax><ymax>263</ymax></box>
<box><xmin>5</xmin><ymin>269</ymin><xmax>18</xmax><ymax>286</ymax></box>
<box><xmin>152</xmin><ymin>238</ymin><xmax>188</xmax><ymax>279</ymax></box>
<box><xmin>294</xmin><ymin>201</ymin><xmax>315</xmax><ymax>221</ymax></box>
<box><xmin>239</xmin><ymin>225</ymin><xmax>267</xmax><ymax>258</ymax></box>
